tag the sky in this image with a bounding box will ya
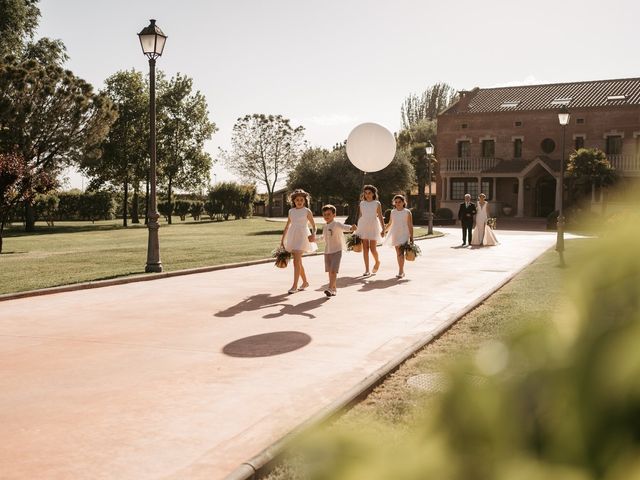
[36,0,639,190]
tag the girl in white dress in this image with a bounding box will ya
[384,194,413,278]
[280,189,318,294]
[357,185,386,276]
[471,193,498,246]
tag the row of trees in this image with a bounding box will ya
[0,0,216,253]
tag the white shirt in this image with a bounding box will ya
[322,220,353,254]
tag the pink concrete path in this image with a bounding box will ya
[1,228,561,479]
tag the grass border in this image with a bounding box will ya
[224,244,550,480]
[0,231,442,302]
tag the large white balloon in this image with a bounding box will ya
[346,122,397,173]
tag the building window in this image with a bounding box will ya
[457,140,471,158]
[541,138,556,154]
[574,136,585,150]
[513,138,523,158]
[451,179,491,200]
[576,118,585,125]
[515,121,522,127]
[481,139,495,158]
[606,135,623,155]
[461,123,468,129]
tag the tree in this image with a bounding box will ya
[397,119,437,215]
[222,114,305,216]
[79,69,148,227]
[0,0,40,57]
[399,84,456,216]
[400,82,456,129]
[566,148,617,211]
[157,73,216,224]
[0,48,116,231]
[0,151,54,252]
[288,145,414,223]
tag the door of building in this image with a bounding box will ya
[535,176,556,217]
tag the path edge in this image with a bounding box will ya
[223,246,550,480]
[0,233,442,302]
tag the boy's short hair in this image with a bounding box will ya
[322,204,337,214]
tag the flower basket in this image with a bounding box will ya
[346,234,362,253]
[487,217,497,230]
[272,246,291,268]
[399,242,421,261]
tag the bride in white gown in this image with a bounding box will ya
[471,193,498,246]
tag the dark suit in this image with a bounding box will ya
[458,202,476,245]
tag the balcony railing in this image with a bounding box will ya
[607,155,640,173]
[440,157,500,173]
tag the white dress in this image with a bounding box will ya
[357,200,383,242]
[471,202,498,246]
[284,207,318,253]
[384,208,411,247]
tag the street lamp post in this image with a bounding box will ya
[138,19,167,273]
[556,105,570,267]
[425,140,435,235]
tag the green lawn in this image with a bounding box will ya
[264,238,593,479]
[0,218,431,295]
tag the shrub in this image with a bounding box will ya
[435,207,453,219]
[190,201,204,221]
[77,191,115,222]
[34,193,60,226]
[157,201,174,222]
[174,200,192,221]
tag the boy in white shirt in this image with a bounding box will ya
[321,204,356,297]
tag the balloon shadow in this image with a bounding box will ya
[222,331,312,358]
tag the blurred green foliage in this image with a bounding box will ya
[294,223,640,480]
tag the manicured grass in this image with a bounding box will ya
[263,238,593,479]
[0,218,431,295]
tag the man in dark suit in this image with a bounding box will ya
[457,193,476,246]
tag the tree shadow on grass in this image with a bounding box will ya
[4,223,133,237]
[248,229,286,236]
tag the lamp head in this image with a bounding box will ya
[558,105,570,126]
[138,19,167,60]
[425,140,435,156]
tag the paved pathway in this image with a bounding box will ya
[1,228,562,479]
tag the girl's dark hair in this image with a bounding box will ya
[392,194,406,207]
[362,184,378,200]
[289,188,310,207]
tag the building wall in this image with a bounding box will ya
[437,106,640,162]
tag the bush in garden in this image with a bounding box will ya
[77,191,115,222]
[293,222,640,480]
[190,201,204,221]
[157,201,174,222]
[34,193,60,226]
[435,207,453,219]
[174,200,192,221]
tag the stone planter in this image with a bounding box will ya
[502,206,513,216]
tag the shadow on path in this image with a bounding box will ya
[222,331,312,357]
[359,277,409,292]
[214,293,290,318]
[263,297,329,319]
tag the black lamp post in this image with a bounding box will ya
[425,140,435,235]
[556,105,570,267]
[138,19,167,273]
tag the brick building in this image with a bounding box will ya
[436,78,640,217]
